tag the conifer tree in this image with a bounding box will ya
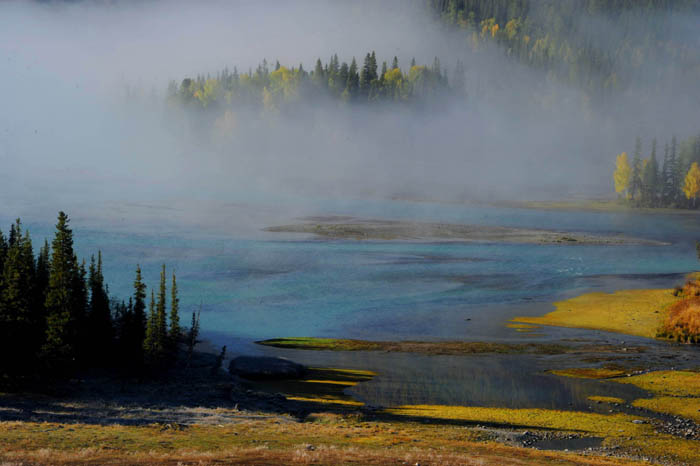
[44,212,79,367]
[129,265,147,364]
[630,137,643,202]
[0,221,36,373]
[87,251,112,364]
[670,135,681,206]
[642,139,659,207]
[144,289,157,363]
[312,58,325,88]
[156,264,167,356]
[169,272,180,351]
[347,58,359,97]
[392,56,399,70]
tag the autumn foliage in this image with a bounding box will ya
[660,284,700,343]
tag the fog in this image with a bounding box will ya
[2,0,700,215]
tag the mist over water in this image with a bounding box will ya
[2,0,699,210]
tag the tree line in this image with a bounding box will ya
[613,132,700,208]
[429,0,700,99]
[166,52,456,116]
[0,212,199,381]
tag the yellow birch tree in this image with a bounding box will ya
[614,152,631,198]
[683,162,700,207]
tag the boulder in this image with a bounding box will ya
[228,356,306,380]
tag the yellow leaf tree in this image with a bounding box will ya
[613,152,631,198]
[683,162,700,207]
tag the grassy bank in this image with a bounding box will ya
[0,417,648,466]
[501,200,700,215]
[383,403,700,465]
[513,289,680,338]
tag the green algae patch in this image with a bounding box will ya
[257,337,642,356]
[549,368,628,379]
[613,370,700,396]
[588,396,625,404]
[513,289,679,338]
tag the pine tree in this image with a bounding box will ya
[360,53,373,96]
[661,143,673,206]
[630,137,643,202]
[44,212,80,368]
[0,220,36,374]
[670,135,681,206]
[156,264,167,357]
[144,289,157,363]
[347,58,359,97]
[87,251,112,365]
[129,265,147,366]
[168,272,180,351]
[312,58,325,88]
[392,56,399,70]
[642,139,659,207]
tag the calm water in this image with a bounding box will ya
[4,198,700,409]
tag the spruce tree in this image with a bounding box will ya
[312,58,325,88]
[44,212,79,368]
[392,56,399,70]
[662,143,672,206]
[347,58,359,97]
[0,221,36,374]
[630,137,643,202]
[144,289,157,364]
[156,264,167,357]
[670,135,681,206]
[642,139,659,207]
[130,265,147,365]
[169,272,180,349]
[87,252,112,365]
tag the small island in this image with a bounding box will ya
[265,216,668,245]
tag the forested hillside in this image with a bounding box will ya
[429,0,700,97]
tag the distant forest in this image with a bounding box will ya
[429,0,700,97]
[614,132,700,209]
[165,53,454,115]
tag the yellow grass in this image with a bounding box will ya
[0,418,646,466]
[514,289,679,338]
[383,404,700,464]
[632,397,700,423]
[613,370,700,396]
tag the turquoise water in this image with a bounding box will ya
[4,198,700,409]
[4,199,699,343]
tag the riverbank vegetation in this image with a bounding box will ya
[0,213,197,386]
[658,276,700,342]
[613,133,700,209]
